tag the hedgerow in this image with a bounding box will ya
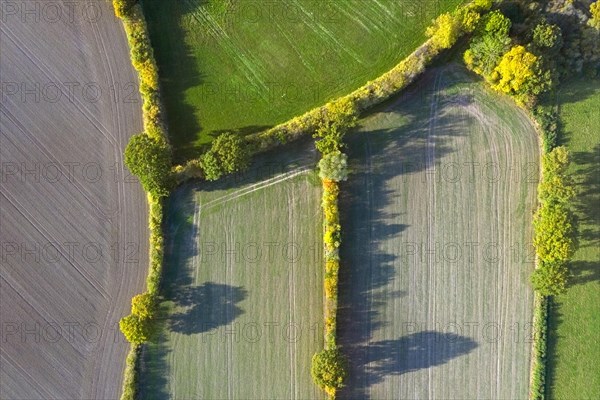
[313,177,344,398]
[199,132,250,181]
[532,146,576,293]
[113,3,171,399]
[529,294,549,400]
[120,344,140,400]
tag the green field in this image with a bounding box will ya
[546,79,600,399]
[142,0,462,160]
[337,64,539,398]
[139,147,326,399]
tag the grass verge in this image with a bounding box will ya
[545,78,600,399]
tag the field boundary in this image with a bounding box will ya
[111,2,171,399]
[526,105,575,400]
[115,1,493,398]
[175,1,493,182]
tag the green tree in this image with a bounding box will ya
[311,348,348,395]
[533,21,563,50]
[473,0,493,12]
[199,152,222,181]
[531,261,569,296]
[131,292,156,319]
[124,133,172,198]
[113,0,136,19]
[211,132,250,174]
[119,314,153,344]
[457,7,481,33]
[314,98,358,155]
[533,202,575,263]
[464,11,512,79]
[199,133,250,181]
[318,151,348,182]
[481,10,512,38]
[464,33,511,77]
[426,13,462,50]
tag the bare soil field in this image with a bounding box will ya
[0,1,148,398]
[338,65,539,399]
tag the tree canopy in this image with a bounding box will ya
[314,98,358,155]
[311,348,347,395]
[124,133,172,198]
[200,132,250,181]
[426,13,462,50]
[318,151,349,182]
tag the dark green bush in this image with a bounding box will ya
[124,133,172,198]
[533,105,559,152]
[311,347,348,396]
[199,132,250,181]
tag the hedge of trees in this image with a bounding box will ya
[199,132,250,181]
[119,293,157,344]
[310,94,357,399]
[532,146,576,296]
[124,133,172,198]
[463,4,595,397]
[113,2,172,399]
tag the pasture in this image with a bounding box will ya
[337,65,539,399]
[139,147,326,399]
[142,0,462,160]
[546,79,600,399]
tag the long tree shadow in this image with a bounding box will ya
[545,297,565,398]
[571,144,600,251]
[143,0,206,162]
[169,282,247,335]
[338,65,486,399]
[353,331,478,392]
[138,302,172,400]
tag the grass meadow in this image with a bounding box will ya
[142,0,462,160]
[336,65,539,399]
[545,78,600,399]
[139,146,326,399]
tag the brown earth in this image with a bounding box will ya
[1,1,148,398]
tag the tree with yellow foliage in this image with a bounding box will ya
[590,1,600,29]
[491,45,552,103]
[426,13,462,51]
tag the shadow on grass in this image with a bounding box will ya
[571,143,600,252]
[170,282,247,335]
[545,297,564,399]
[138,300,173,400]
[347,331,478,396]
[143,0,206,162]
[338,67,478,399]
